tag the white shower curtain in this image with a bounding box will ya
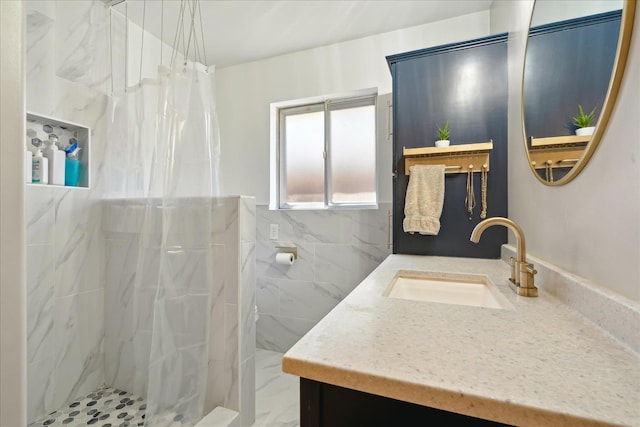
[103,62,221,426]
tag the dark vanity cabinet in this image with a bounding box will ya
[300,378,511,426]
[386,34,509,258]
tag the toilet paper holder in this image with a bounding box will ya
[275,241,298,260]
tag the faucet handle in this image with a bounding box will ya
[525,263,537,276]
[518,262,538,296]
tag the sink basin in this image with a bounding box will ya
[383,270,512,310]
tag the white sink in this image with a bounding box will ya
[383,270,512,310]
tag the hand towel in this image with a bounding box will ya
[403,164,445,235]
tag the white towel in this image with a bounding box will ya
[403,164,445,235]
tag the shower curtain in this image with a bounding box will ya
[103,62,221,427]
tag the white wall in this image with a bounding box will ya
[531,0,622,26]
[495,1,640,302]
[0,1,26,425]
[216,11,491,204]
[109,8,175,92]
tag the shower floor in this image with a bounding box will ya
[29,387,148,427]
[29,349,297,427]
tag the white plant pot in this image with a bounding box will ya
[435,140,450,147]
[575,126,595,136]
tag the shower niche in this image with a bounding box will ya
[26,112,90,188]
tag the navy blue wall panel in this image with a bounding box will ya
[387,35,508,258]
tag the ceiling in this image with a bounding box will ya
[111,0,494,68]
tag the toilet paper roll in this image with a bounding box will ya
[276,252,295,265]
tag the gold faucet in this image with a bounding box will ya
[470,217,538,297]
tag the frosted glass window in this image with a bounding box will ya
[278,93,377,209]
[283,110,325,204]
[329,105,376,204]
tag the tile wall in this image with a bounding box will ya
[102,196,255,426]
[26,1,254,425]
[26,1,110,423]
[255,203,392,352]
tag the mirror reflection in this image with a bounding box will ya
[523,1,625,184]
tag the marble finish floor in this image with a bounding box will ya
[252,349,299,427]
[29,349,298,427]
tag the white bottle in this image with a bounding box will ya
[32,148,49,184]
[43,134,65,186]
[25,150,33,183]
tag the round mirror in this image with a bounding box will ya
[522,0,635,185]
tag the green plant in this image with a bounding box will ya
[573,105,596,128]
[436,121,450,140]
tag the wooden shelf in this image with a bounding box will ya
[529,135,588,170]
[529,146,585,170]
[530,135,590,147]
[403,141,493,175]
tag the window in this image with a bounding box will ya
[273,91,377,209]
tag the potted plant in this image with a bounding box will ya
[435,121,450,147]
[573,105,596,136]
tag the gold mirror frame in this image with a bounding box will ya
[522,0,636,186]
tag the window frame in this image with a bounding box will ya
[278,102,326,210]
[274,91,378,210]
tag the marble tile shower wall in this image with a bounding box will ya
[102,196,256,427]
[255,203,392,352]
[26,1,252,425]
[26,1,112,423]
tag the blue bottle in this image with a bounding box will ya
[65,158,80,186]
[64,144,81,186]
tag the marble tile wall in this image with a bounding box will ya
[239,197,257,427]
[26,1,246,425]
[255,203,392,352]
[26,1,110,423]
[102,196,255,426]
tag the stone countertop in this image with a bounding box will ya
[282,255,640,426]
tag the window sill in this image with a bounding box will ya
[269,203,379,212]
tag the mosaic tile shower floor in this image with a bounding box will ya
[30,350,298,427]
[28,387,154,427]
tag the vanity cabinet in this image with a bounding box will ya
[386,34,508,258]
[299,378,510,426]
[284,254,640,426]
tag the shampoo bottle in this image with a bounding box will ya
[32,147,48,184]
[43,134,65,185]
